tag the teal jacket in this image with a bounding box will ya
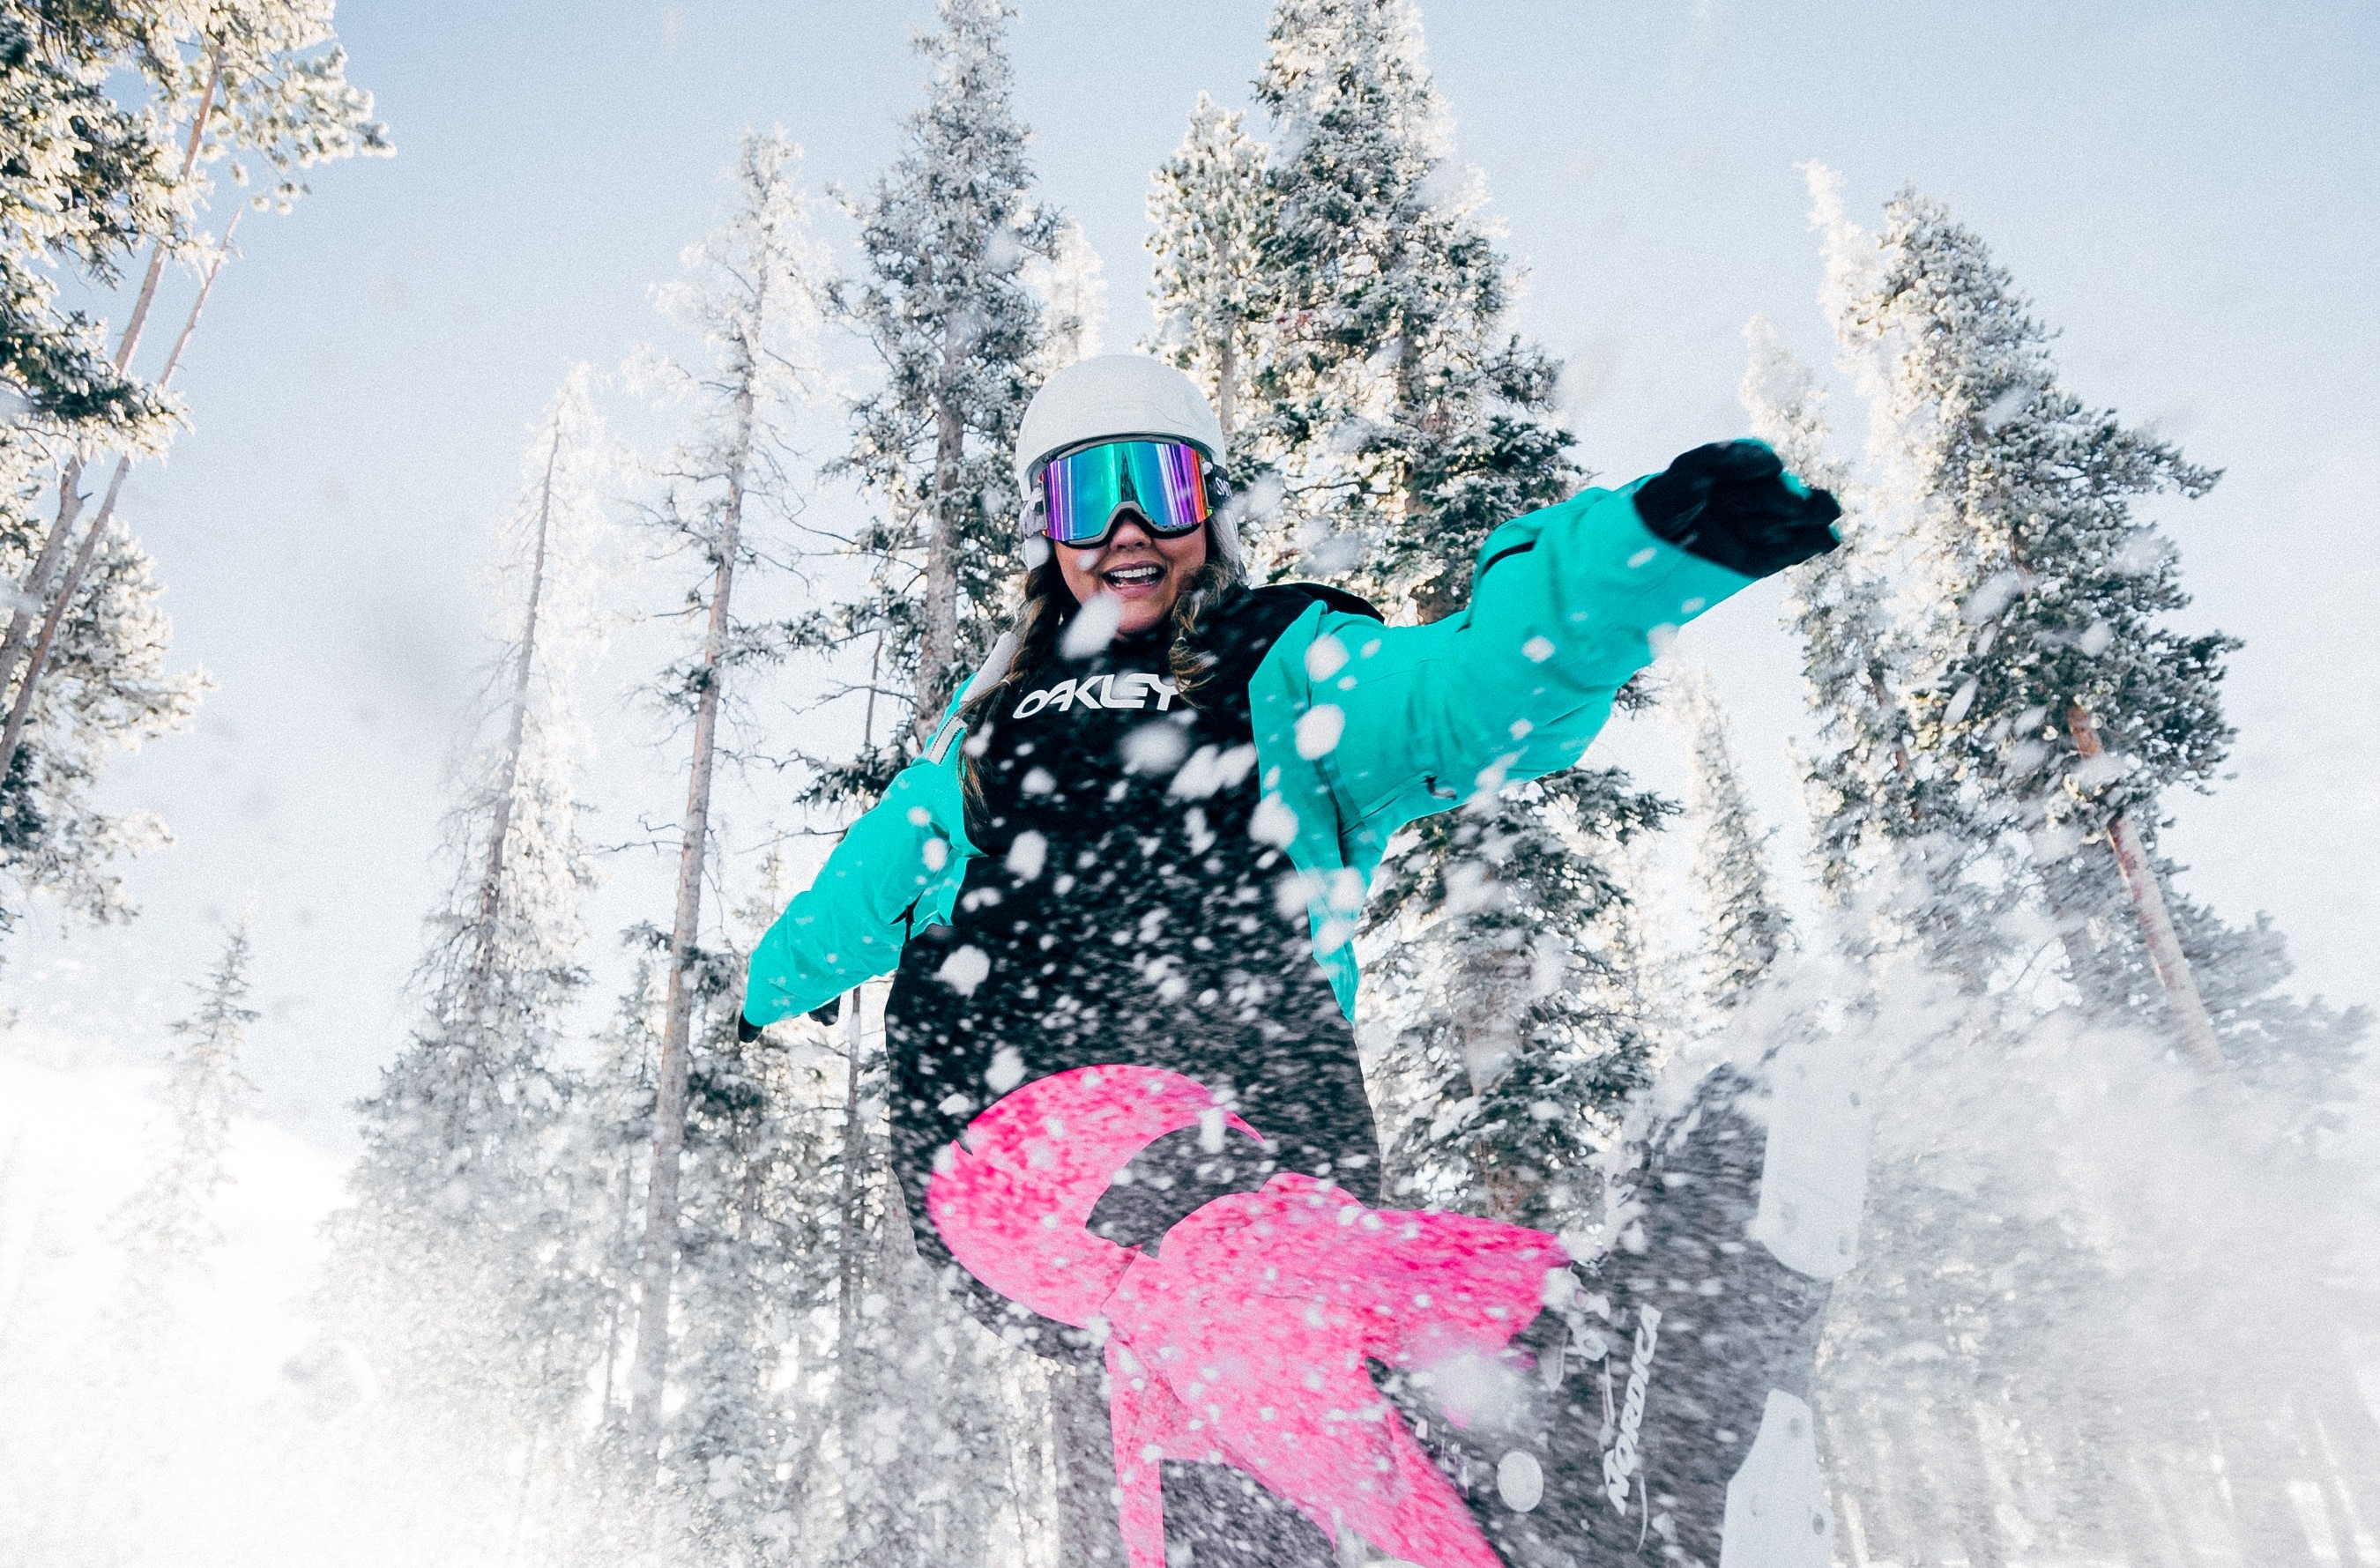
[742,477,1755,1028]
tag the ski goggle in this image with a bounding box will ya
[1034,438,1211,547]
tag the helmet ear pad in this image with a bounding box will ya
[1201,465,1247,577]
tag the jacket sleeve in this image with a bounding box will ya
[1292,479,1757,845]
[741,746,975,1029]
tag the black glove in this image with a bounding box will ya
[741,997,838,1041]
[1633,440,1841,578]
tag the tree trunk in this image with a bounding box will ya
[916,400,966,740]
[627,362,758,1452]
[598,1149,636,1422]
[113,48,225,383]
[0,212,240,783]
[445,418,562,1146]
[1215,328,1238,447]
[836,988,871,1509]
[0,482,85,720]
[0,50,223,719]
[2064,707,2224,1075]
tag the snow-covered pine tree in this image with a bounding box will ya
[624,129,827,1459]
[1145,93,1274,445]
[1738,311,1929,917]
[0,475,200,928]
[1245,0,1574,605]
[1027,218,1106,375]
[1747,227,2062,1567]
[0,0,385,933]
[1680,669,1792,1017]
[626,861,844,1566]
[0,4,178,443]
[1246,0,1660,1233]
[1364,770,1670,1229]
[328,367,609,1538]
[109,914,259,1359]
[824,0,1057,765]
[352,366,606,1206]
[529,953,664,1562]
[0,7,387,764]
[0,4,182,930]
[1818,180,2239,1061]
[1792,175,2380,1566]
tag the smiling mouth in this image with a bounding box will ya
[1104,562,1164,590]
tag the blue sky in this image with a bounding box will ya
[6,0,2375,1148]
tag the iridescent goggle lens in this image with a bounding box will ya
[1038,438,1209,546]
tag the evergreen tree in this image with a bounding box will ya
[1364,771,1670,1229]
[1027,217,1105,374]
[0,0,190,929]
[624,129,828,1461]
[0,488,201,927]
[2172,892,2369,1142]
[1145,93,1273,445]
[635,865,844,1566]
[0,0,385,933]
[110,914,259,1357]
[1246,0,1574,606]
[824,0,1057,765]
[1680,669,1792,1016]
[353,368,606,1208]
[0,0,387,772]
[1738,311,1930,917]
[1245,0,1658,1236]
[1786,172,2380,1565]
[330,368,609,1527]
[0,3,179,441]
[1818,177,2235,1060]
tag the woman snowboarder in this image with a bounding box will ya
[741,354,1862,1568]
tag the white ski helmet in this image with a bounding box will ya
[1015,354,1243,571]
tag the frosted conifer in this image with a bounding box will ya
[1145,93,1274,444]
[633,868,844,1564]
[1027,217,1106,374]
[1365,771,1670,1229]
[623,130,828,1458]
[1789,178,2380,1562]
[0,6,177,440]
[1246,0,1574,604]
[110,915,259,1356]
[351,368,607,1211]
[1818,176,2236,1057]
[1681,671,1792,1015]
[324,368,610,1548]
[0,496,200,927]
[1246,0,1662,1232]
[825,0,1058,766]
[1738,314,1930,912]
[0,0,385,933]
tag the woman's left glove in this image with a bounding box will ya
[1633,438,1842,578]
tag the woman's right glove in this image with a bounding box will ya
[1633,438,1842,578]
